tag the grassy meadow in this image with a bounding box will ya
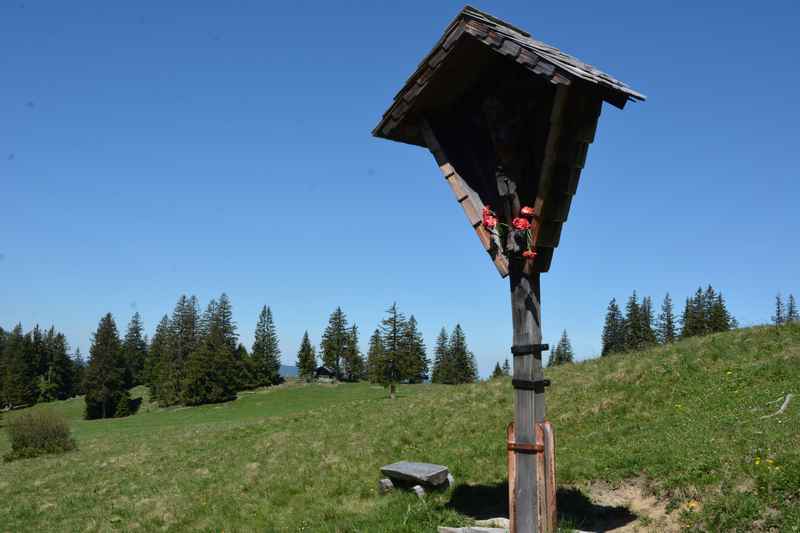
[1,323,799,532]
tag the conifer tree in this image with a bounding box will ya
[623,291,645,351]
[157,295,200,406]
[448,324,477,384]
[321,307,349,376]
[641,296,658,346]
[548,330,575,366]
[601,298,625,355]
[296,331,317,381]
[341,324,365,382]
[122,312,148,387]
[656,293,677,344]
[146,315,171,399]
[787,294,799,323]
[181,295,239,405]
[252,306,281,386]
[2,324,36,408]
[378,303,406,398]
[84,313,128,419]
[39,328,75,401]
[399,315,428,383]
[492,362,504,378]
[366,328,384,383]
[709,293,733,333]
[772,293,786,325]
[430,328,450,384]
[72,347,87,396]
[502,358,511,376]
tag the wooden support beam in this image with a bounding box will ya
[510,261,544,532]
[419,119,510,277]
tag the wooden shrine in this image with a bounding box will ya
[373,6,644,533]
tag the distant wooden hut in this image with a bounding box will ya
[314,366,338,383]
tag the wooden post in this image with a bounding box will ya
[510,260,545,532]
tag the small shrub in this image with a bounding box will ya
[3,410,76,462]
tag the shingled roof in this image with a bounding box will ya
[373,5,645,147]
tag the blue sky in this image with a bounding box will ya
[2,1,798,375]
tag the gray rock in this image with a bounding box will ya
[380,461,450,487]
[437,528,508,533]
[412,484,426,499]
[474,518,509,528]
[378,478,394,494]
[447,473,455,487]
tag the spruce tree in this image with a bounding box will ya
[122,312,148,387]
[296,331,317,381]
[623,291,644,351]
[321,307,349,376]
[656,293,677,344]
[492,362,504,378]
[601,298,625,355]
[430,328,450,384]
[548,330,575,366]
[366,328,384,383]
[2,324,36,408]
[502,358,511,376]
[181,295,239,405]
[252,306,281,386]
[709,293,733,333]
[39,328,75,401]
[84,313,128,419]
[448,324,477,384]
[399,316,428,383]
[341,324,365,382]
[147,315,171,400]
[787,294,799,323]
[378,303,406,397]
[641,297,658,346]
[772,293,786,325]
[72,347,87,396]
[157,295,200,406]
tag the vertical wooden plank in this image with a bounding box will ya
[542,422,557,533]
[535,423,547,532]
[507,422,516,533]
[510,263,543,532]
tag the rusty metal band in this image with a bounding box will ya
[511,343,549,356]
[507,442,545,454]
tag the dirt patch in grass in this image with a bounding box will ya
[580,478,680,532]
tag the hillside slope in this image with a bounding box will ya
[1,324,798,532]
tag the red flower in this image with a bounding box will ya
[512,217,531,231]
[520,206,536,217]
[482,206,498,229]
[523,250,537,260]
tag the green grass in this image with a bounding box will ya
[1,323,798,532]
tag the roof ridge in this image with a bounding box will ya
[460,5,532,38]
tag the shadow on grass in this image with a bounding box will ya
[447,483,637,532]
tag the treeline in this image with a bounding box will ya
[0,324,83,409]
[602,285,736,356]
[430,324,478,384]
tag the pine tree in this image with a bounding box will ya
[72,347,87,396]
[122,312,148,387]
[399,316,428,383]
[321,307,349,376]
[157,295,200,406]
[366,329,384,383]
[296,331,317,381]
[341,324,365,382]
[772,293,786,325]
[656,293,677,344]
[84,314,128,419]
[378,303,406,397]
[448,324,477,384]
[492,362,504,378]
[430,328,450,384]
[39,327,75,401]
[502,358,511,376]
[252,306,281,386]
[787,294,799,323]
[181,295,239,405]
[641,297,658,346]
[2,324,36,408]
[601,298,625,355]
[623,291,644,352]
[548,330,575,366]
[146,315,171,399]
[709,293,733,333]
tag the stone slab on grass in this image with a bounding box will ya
[380,461,450,487]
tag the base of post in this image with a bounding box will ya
[507,421,556,533]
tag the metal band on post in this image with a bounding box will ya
[507,442,544,454]
[512,378,551,391]
[511,343,549,356]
